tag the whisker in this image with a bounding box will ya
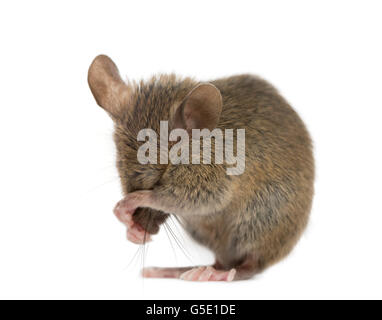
[170,216,195,262]
[163,222,178,265]
[165,221,193,263]
[142,212,153,270]
[123,245,143,271]
[172,215,186,228]
[84,177,120,194]
[169,215,189,245]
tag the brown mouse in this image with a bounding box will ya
[88,54,314,281]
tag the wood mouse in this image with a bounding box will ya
[88,55,314,281]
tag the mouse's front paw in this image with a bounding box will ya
[113,196,152,244]
[113,198,135,225]
[126,223,152,244]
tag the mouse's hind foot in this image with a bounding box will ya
[142,255,260,281]
[142,266,236,282]
[180,266,236,281]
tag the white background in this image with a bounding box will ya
[0,0,381,300]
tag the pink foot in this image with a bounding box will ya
[180,266,236,282]
[113,198,152,244]
[142,266,236,282]
[142,267,192,279]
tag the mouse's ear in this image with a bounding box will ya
[88,55,131,118]
[173,83,222,133]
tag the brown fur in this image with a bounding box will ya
[88,55,314,278]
